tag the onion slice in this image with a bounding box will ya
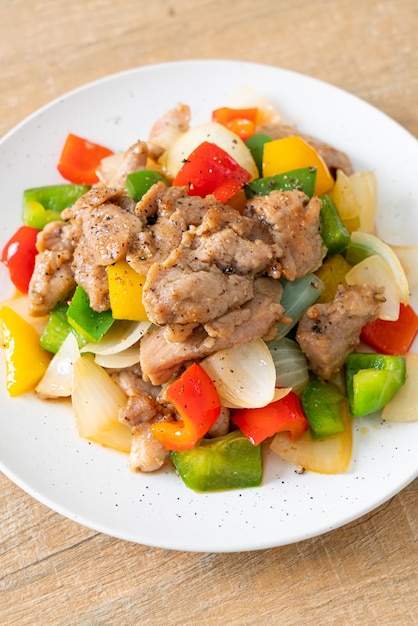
[72,354,131,452]
[81,320,151,356]
[268,337,309,395]
[346,231,409,305]
[381,352,418,422]
[94,344,140,369]
[200,338,276,408]
[389,244,418,288]
[36,332,80,398]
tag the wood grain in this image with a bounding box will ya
[1,1,417,624]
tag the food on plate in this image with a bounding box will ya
[1,97,417,492]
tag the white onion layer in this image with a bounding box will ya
[201,338,276,409]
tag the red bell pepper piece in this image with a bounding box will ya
[57,133,114,185]
[231,390,309,446]
[172,141,251,203]
[150,362,221,451]
[212,107,258,140]
[360,303,418,355]
[1,225,40,293]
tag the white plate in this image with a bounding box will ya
[0,60,417,553]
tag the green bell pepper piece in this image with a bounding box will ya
[40,302,87,354]
[245,132,272,176]
[23,184,90,229]
[319,194,350,255]
[170,430,262,492]
[126,169,169,202]
[302,378,345,439]
[345,353,406,417]
[67,286,114,342]
[245,167,317,199]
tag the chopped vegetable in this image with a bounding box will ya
[36,332,80,398]
[245,132,272,176]
[270,400,352,474]
[81,319,151,356]
[302,378,345,439]
[126,169,169,201]
[360,304,418,355]
[245,167,317,199]
[0,306,51,396]
[262,136,334,195]
[315,254,352,303]
[267,337,309,396]
[319,194,350,255]
[345,352,406,417]
[212,107,258,140]
[72,354,131,452]
[348,171,377,234]
[381,352,418,422]
[67,285,114,342]
[40,302,86,354]
[170,430,262,492]
[200,338,276,408]
[172,141,251,203]
[57,133,114,185]
[328,169,361,232]
[93,344,140,369]
[274,274,323,341]
[1,225,39,293]
[346,231,409,306]
[23,184,90,229]
[107,260,149,321]
[232,390,309,445]
[389,244,418,288]
[150,363,221,451]
[161,121,259,180]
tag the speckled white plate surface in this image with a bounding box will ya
[0,60,417,552]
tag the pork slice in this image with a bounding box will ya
[129,423,169,472]
[245,190,326,280]
[140,277,285,385]
[108,141,149,187]
[28,249,76,316]
[61,186,125,222]
[148,102,191,150]
[71,246,110,311]
[256,122,354,176]
[143,262,254,326]
[35,221,75,253]
[296,283,384,380]
[79,201,142,266]
[192,205,274,274]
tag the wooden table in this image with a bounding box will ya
[1,1,417,623]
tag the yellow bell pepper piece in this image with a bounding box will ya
[262,135,334,196]
[0,305,51,396]
[107,260,149,321]
[315,254,353,303]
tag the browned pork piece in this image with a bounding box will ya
[62,186,141,311]
[148,102,191,150]
[256,122,354,176]
[244,189,327,280]
[111,366,171,472]
[140,277,287,385]
[28,221,76,316]
[296,284,385,380]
